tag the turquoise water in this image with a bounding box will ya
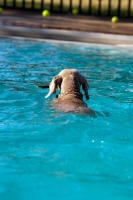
[0,37,133,200]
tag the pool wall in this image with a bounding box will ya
[1,25,133,45]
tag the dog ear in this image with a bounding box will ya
[45,75,62,98]
[80,76,89,100]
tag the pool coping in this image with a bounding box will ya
[1,24,133,46]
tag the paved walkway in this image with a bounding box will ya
[1,9,133,44]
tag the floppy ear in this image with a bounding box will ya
[80,76,89,100]
[45,75,62,98]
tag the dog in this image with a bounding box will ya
[44,69,95,115]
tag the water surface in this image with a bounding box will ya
[0,37,133,200]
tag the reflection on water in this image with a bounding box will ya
[0,37,133,200]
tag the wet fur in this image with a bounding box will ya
[45,69,94,115]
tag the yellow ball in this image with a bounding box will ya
[111,16,119,23]
[72,8,79,15]
[42,10,50,17]
[0,7,3,14]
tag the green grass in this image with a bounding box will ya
[0,0,133,17]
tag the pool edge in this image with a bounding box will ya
[1,25,133,45]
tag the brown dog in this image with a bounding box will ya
[45,69,94,114]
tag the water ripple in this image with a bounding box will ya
[0,37,133,200]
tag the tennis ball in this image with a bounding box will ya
[72,8,79,15]
[0,7,3,14]
[111,16,119,23]
[42,10,50,17]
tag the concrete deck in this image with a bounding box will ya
[1,9,133,44]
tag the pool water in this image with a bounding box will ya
[0,37,133,200]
